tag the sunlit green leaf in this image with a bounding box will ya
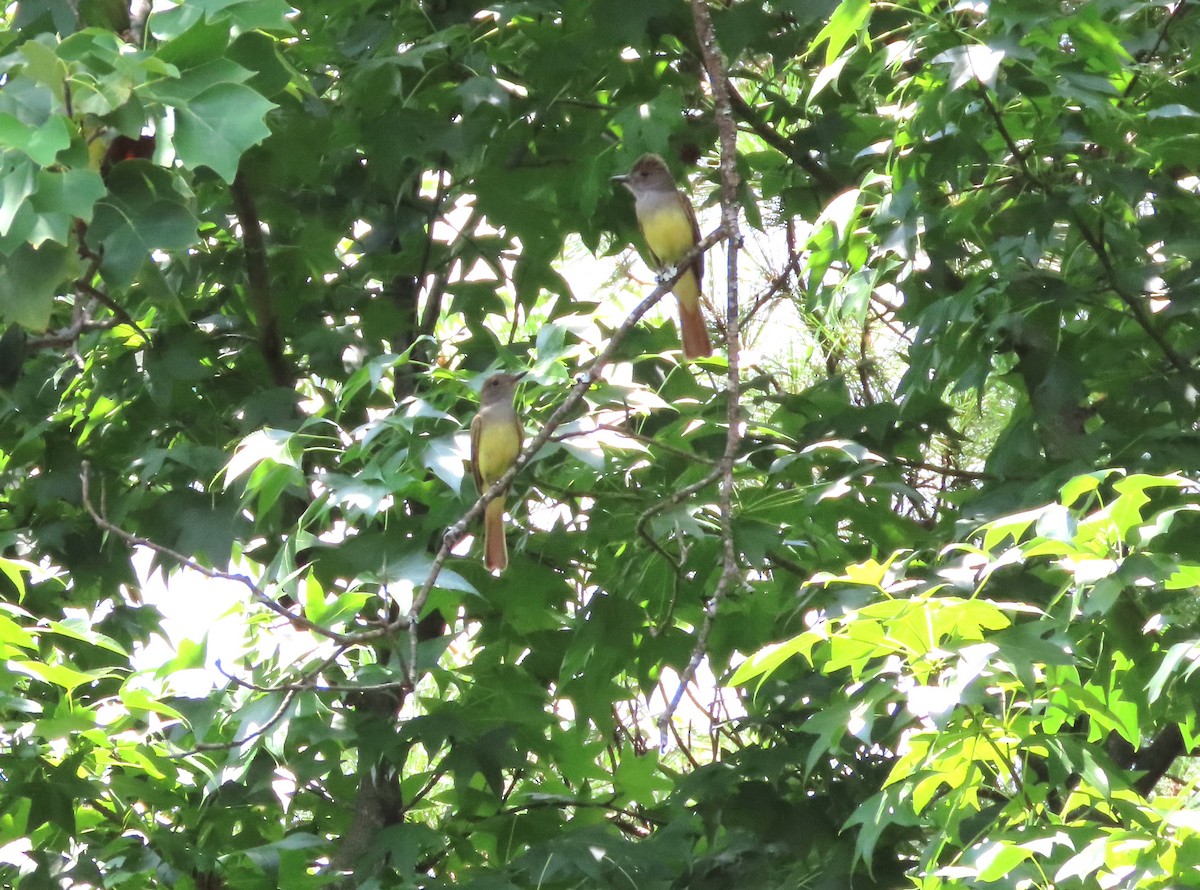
[171,82,276,182]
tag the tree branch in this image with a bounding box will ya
[80,461,352,646]
[658,0,746,750]
[1132,723,1186,796]
[231,169,291,388]
[1122,1,1191,100]
[72,218,150,343]
[975,82,1193,376]
[727,80,841,193]
[399,227,730,673]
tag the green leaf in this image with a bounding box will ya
[369,551,478,603]
[1147,103,1200,119]
[425,434,467,493]
[228,30,305,98]
[89,161,199,289]
[78,0,132,30]
[46,619,129,655]
[1054,837,1107,883]
[931,44,1006,91]
[153,13,235,66]
[18,38,69,101]
[193,0,296,33]
[238,833,325,875]
[975,840,1033,882]
[729,634,817,688]
[0,157,38,237]
[980,507,1044,550]
[1059,470,1114,507]
[150,0,295,40]
[0,559,30,602]
[0,611,35,652]
[224,427,301,487]
[233,691,292,746]
[0,113,70,166]
[145,58,255,105]
[170,81,276,182]
[0,240,74,328]
[812,0,870,67]
[28,167,107,245]
[300,572,328,625]
[1147,641,1200,703]
[613,751,671,804]
[11,658,115,692]
[120,685,185,719]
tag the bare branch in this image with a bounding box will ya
[183,688,302,756]
[75,280,149,343]
[27,316,123,352]
[80,461,352,646]
[71,219,150,343]
[659,0,746,751]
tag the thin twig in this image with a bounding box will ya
[184,688,301,755]
[895,458,992,482]
[1122,1,1190,100]
[1068,210,1192,374]
[635,464,724,570]
[419,184,473,341]
[80,461,353,646]
[726,80,840,193]
[857,310,875,405]
[214,658,409,696]
[400,765,449,816]
[742,252,804,324]
[75,280,149,342]
[72,219,150,342]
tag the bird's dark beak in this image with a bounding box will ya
[610,174,628,185]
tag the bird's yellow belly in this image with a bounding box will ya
[640,204,695,264]
[477,424,521,483]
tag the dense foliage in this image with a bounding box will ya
[2,0,1200,887]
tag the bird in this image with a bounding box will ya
[612,153,713,359]
[469,372,525,572]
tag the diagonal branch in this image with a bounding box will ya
[1122,1,1191,101]
[398,227,730,671]
[975,81,1193,376]
[80,461,352,646]
[1068,211,1192,375]
[72,219,150,343]
[1132,723,1186,796]
[727,81,840,193]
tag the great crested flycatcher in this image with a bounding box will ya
[612,153,713,359]
[469,372,525,572]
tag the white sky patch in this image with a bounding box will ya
[128,548,324,699]
[654,660,746,751]
[129,548,247,695]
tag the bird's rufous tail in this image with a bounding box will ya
[678,299,712,359]
[484,497,508,572]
